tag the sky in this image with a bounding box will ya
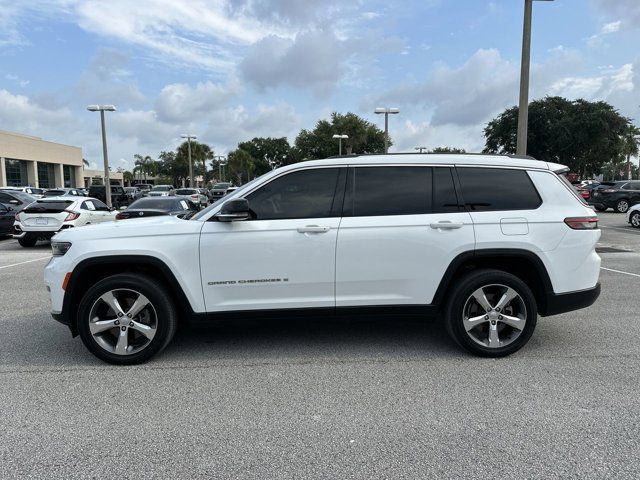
[0,0,639,170]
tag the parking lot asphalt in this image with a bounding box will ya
[1,211,639,479]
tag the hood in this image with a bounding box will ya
[52,215,203,242]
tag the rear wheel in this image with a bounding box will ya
[616,199,630,213]
[630,211,640,228]
[18,234,37,247]
[77,273,177,364]
[445,269,537,357]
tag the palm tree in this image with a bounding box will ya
[623,126,640,180]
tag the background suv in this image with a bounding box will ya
[88,185,130,209]
[45,154,600,364]
[588,180,640,213]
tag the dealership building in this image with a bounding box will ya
[0,130,85,189]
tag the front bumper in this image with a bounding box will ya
[541,283,601,316]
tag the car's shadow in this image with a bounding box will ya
[8,313,464,367]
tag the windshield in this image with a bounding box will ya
[176,189,198,195]
[11,191,37,203]
[152,186,172,191]
[213,183,230,189]
[191,174,267,221]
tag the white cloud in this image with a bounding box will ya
[601,20,621,34]
[155,80,240,123]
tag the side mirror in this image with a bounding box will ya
[215,198,250,222]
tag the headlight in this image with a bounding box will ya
[51,241,72,256]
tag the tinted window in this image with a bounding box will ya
[457,168,541,211]
[129,198,175,210]
[24,200,74,213]
[246,168,340,220]
[344,166,431,217]
[176,189,198,195]
[433,167,460,213]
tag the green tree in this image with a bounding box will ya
[237,137,292,170]
[429,147,467,154]
[227,149,255,185]
[175,141,214,186]
[294,112,387,160]
[123,170,134,186]
[484,96,633,177]
[133,154,157,181]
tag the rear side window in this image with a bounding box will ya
[247,168,341,220]
[457,168,541,211]
[344,166,432,217]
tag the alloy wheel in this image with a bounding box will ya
[88,289,157,355]
[462,284,527,349]
[632,212,640,228]
[617,200,630,213]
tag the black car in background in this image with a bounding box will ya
[115,197,199,220]
[0,190,36,211]
[588,181,640,213]
[88,185,130,209]
[0,203,16,237]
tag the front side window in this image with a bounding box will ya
[246,168,341,220]
[344,166,432,217]
[457,167,541,211]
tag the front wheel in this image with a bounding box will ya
[77,273,177,364]
[616,199,630,213]
[445,269,538,357]
[630,211,640,228]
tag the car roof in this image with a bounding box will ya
[276,153,563,172]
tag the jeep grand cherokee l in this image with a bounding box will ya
[44,154,601,364]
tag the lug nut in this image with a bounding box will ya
[129,322,134,327]
[484,315,489,320]
[498,315,503,320]
[127,314,132,318]
[117,312,123,317]
[114,320,120,325]
[121,326,126,331]
[496,307,501,312]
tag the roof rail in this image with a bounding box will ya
[327,152,539,161]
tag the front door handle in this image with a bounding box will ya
[430,221,464,230]
[297,225,331,234]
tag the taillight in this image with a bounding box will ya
[115,212,127,220]
[564,217,598,230]
[64,211,80,221]
[191,194,199,199]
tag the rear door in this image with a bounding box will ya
[335,165,475,307]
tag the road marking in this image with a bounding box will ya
[0,256,50,270]
[601,267,640,278]
[600,225,640,235]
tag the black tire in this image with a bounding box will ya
[444,269,538,357]
[630,211,640,229]
[77,273,178,365]
[615,199,630,213]
[594,205,607,212]
[18,234,37,247]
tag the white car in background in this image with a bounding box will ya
[175,188,207,208]
[13,196,116,247]
[0,186,45,198]
[628,203,640,228]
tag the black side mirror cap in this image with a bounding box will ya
[216,198,250,222]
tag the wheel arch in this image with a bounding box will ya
[61,255,195,336]
[433,249,555,316]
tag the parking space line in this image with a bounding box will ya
[600,226,640,235]
[601,267,640,278]
[0,256,50,270]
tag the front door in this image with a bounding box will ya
[336,166,475,307]
[199,167,346,312]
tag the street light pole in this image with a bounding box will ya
[516,0,553,156]
[214,155,227,182]
[181,134,197,187]
[87,104,116,208]
[332,134,348,156]
[374,107,400,154]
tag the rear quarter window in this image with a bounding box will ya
[456,167,541,211]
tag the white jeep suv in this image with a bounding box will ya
[44,154,601,364]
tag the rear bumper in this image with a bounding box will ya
[541,283,601,316]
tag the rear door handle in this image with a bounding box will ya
[430,221,464,230]
[297,225,331,234]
